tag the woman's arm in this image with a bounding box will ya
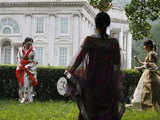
[134,65,145,71]
[68,37,89,73]
[144,52,158,69]
[112,38,121,69]
[134,56,145,65]
[112,38,122,102]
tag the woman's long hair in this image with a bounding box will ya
[153,43,156,51]
[144,40,155,51]
[95,12,110,40]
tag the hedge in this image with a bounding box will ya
[0,65,142,103]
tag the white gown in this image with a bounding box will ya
[131,71,145,105]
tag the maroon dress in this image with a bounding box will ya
[67,34,123,120]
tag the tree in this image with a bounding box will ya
[131,22,160,68]
[132,40,146,68]
[90,0,112,11]
[150,22,160,61]
[125,0,160,40]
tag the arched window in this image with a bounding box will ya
[3,27,12,34]
[0,18,20,34]
[2,41,11,64]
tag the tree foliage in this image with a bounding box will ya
[132,22,160,68]
[151,22,160,59]
[125,0,160,40]
[132,40,146,68]
[90,0,112,11]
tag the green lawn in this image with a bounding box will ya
[0,99,159,120]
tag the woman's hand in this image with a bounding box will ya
[64,70,71,79]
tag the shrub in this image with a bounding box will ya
[0,65,142,103]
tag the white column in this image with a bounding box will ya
[84,18,88,37]
[80,14,83,45]
[48,14,56,66]
[82,15,86,43]
[127,32,132,69]
[87,20,90,35]
[124,32,127,68]
[91,24,93,34]
[92,24,95,34]
[106,27,111,35]
[89,22,92,35]
[0,45,1,64]
[87,21,90,36]
[87,21,89,35]
[11,45,14,64]
[119,28,124,50]
[119,28,125,69]
[123,32,126,51]
[24,13,32,38]
[73,14,80,56]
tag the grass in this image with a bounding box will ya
[0,64,67,69]
[0,99,160,120]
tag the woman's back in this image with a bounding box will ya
[80,34,120,119]
[88,35,115,63]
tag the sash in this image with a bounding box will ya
[16,46,38,87]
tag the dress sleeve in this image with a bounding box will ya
[148,51,157,63]
[112,38,121,69]
[68,37,90,73]
[145,51,158,69]
[111,38,122,102]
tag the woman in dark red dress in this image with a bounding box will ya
[67,12,124,120]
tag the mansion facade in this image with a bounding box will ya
[0,0,132,68]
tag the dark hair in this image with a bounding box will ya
[95,12,110,40]
[144,40,153,49]
[22,42,25,46]
[153,43,156,51]
[24,37,33,43]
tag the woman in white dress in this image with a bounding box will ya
[16,37,38,103]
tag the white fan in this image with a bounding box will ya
[57,77,69,96]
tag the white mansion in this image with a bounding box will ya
[0,0,132,68]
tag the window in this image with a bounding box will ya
[2,41,11,64]
[59,47,67,66]
[60,17,68,34]
[0,18,20,34]
[4,47,11,64]
[3,27,12,34]
[35,47,43,65]
[36,17,44,33]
